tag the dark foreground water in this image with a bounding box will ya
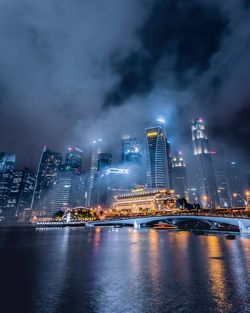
[1,227,250,313]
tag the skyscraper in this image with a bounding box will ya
[87,139,104,207]
[145,126,169,188]
[65,146,83,174]
[0,153,16,219]
[211,152,231,208]
[172,151,188,199]
[16,168,36,216]
[227,161,244,207]
[31,146,62,210]
[191,118,219,208]
[121,135,142,164]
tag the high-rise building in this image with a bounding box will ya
[16,168,36,216]
[98,167,130,207]
[166,139,173,189]
[31,146,62,210]
[0,153,16,171]
[65,146,83,174]
[0,153,16,219]
[191,118,219,208]
[87,139,104,207]
[121,135,142,164]
[172,151,188,199]
[211,152,231,208]
[6,169,23,219]
[227,161,244,207]
[145,126,169,189]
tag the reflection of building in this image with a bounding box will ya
[31,146,62,210]
[172,151,188,199]
[145,126,169,189]
[113,187,176,213]
[191,118,219,208]
[227,161,244,207]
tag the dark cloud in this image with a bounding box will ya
[0,0,249,172]
[104,0,228,107]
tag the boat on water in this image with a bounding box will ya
[226,234,236,240]
[154,223,177,230]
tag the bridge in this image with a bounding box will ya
[86,214,250,233]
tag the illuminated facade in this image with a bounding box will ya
[65,146,83,174]
[172,151,188,199]
[31,146,62,210]
[113,187,176,213]
[121,135,142,164]
[191,118,219,208]
[87,139,104,207]
[145,126,169,189]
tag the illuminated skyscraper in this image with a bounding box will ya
[0,153,16,218]
[227,161,244,207]
[172,151,188,199]
[121,135,142,164]
[191,118,219,208]
[65,146,83,174]
[31,146,62,210]
[87,139,104,207]
[145,126,169,188]
[16,168,36,216]
[211,153,231,208]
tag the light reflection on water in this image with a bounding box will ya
[0,227,250,313]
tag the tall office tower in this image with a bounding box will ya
[247,173,250,190]
[65,146,83,174]
[6,169,23,219]
[145,126,169,189]
[96,153,112,206]
[0,153,16,171]
[87,139,104,207]
[227,161,244,207]
[98,167,130,207]
[121,135,142,164]
[172,151,188,199]
[98,153,112,172]
[191,118,219,208]
[211,152,231,208]
[16,168,36,216]
[31,146,62,210]
[0,153,16,218]
[166,139,173,189]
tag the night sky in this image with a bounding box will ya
[0,0,249,170]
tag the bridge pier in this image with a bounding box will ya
[134,220,140,229]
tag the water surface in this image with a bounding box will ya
[0,227,250,313]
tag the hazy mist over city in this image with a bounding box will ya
[0,0,249,172]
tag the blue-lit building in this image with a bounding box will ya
[121,135,142,164]
[145,126,169,189]
[191,118,219,208]
[172,151,188,199]
[31,146,62,210]
[227,161,244,207]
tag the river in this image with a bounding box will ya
[0,227,250,313]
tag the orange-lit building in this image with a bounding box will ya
[113,187,176,214]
